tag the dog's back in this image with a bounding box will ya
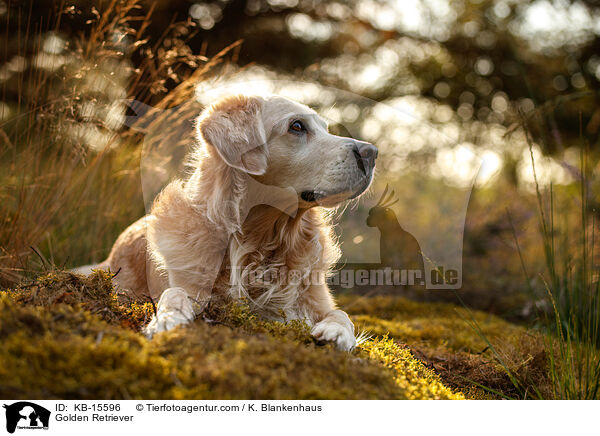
[74,215,167,300]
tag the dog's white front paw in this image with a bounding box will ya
[145,310,193,338]
[145,287,195,339]
[311,310,357,351]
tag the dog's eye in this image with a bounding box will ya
[289,120,305,133]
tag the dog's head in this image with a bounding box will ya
[196,94,377,208]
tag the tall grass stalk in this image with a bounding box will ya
[521,130,600,399]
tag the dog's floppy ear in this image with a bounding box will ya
[197,95,268,175]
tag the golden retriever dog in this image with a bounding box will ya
[76,94,377,351]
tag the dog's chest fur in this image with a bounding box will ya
[218,208,330,320]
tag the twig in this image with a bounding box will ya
[30,246,48,270]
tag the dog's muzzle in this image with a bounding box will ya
[301,140,378,204]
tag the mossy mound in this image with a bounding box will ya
[340,295,524,352]
[8,270,154,331]
[338,295,552,399]
[0,271,463,399]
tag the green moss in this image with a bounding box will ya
[0,297,175,398]
[152,322,404,399]
[0,271,547,399]
[5,270,154,331]
[358,336,463,400]
[202,297,315,344]
[0,272,467,399]
[339,295,551,399]
[339,295,524,353]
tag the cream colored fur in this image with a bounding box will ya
[80,94,377,351]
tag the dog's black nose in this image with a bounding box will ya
[358,141,378,161]
[352,140,378,174]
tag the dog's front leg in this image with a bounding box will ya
[302,284,357,351]
[145,287,196,338]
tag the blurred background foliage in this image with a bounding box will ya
[2,0,600,321]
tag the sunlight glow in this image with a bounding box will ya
[476,149,503,187]
[514,0,600,50]
[430,144,482,188]
[518,145,572,188]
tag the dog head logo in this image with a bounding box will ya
[3,402,50,433]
